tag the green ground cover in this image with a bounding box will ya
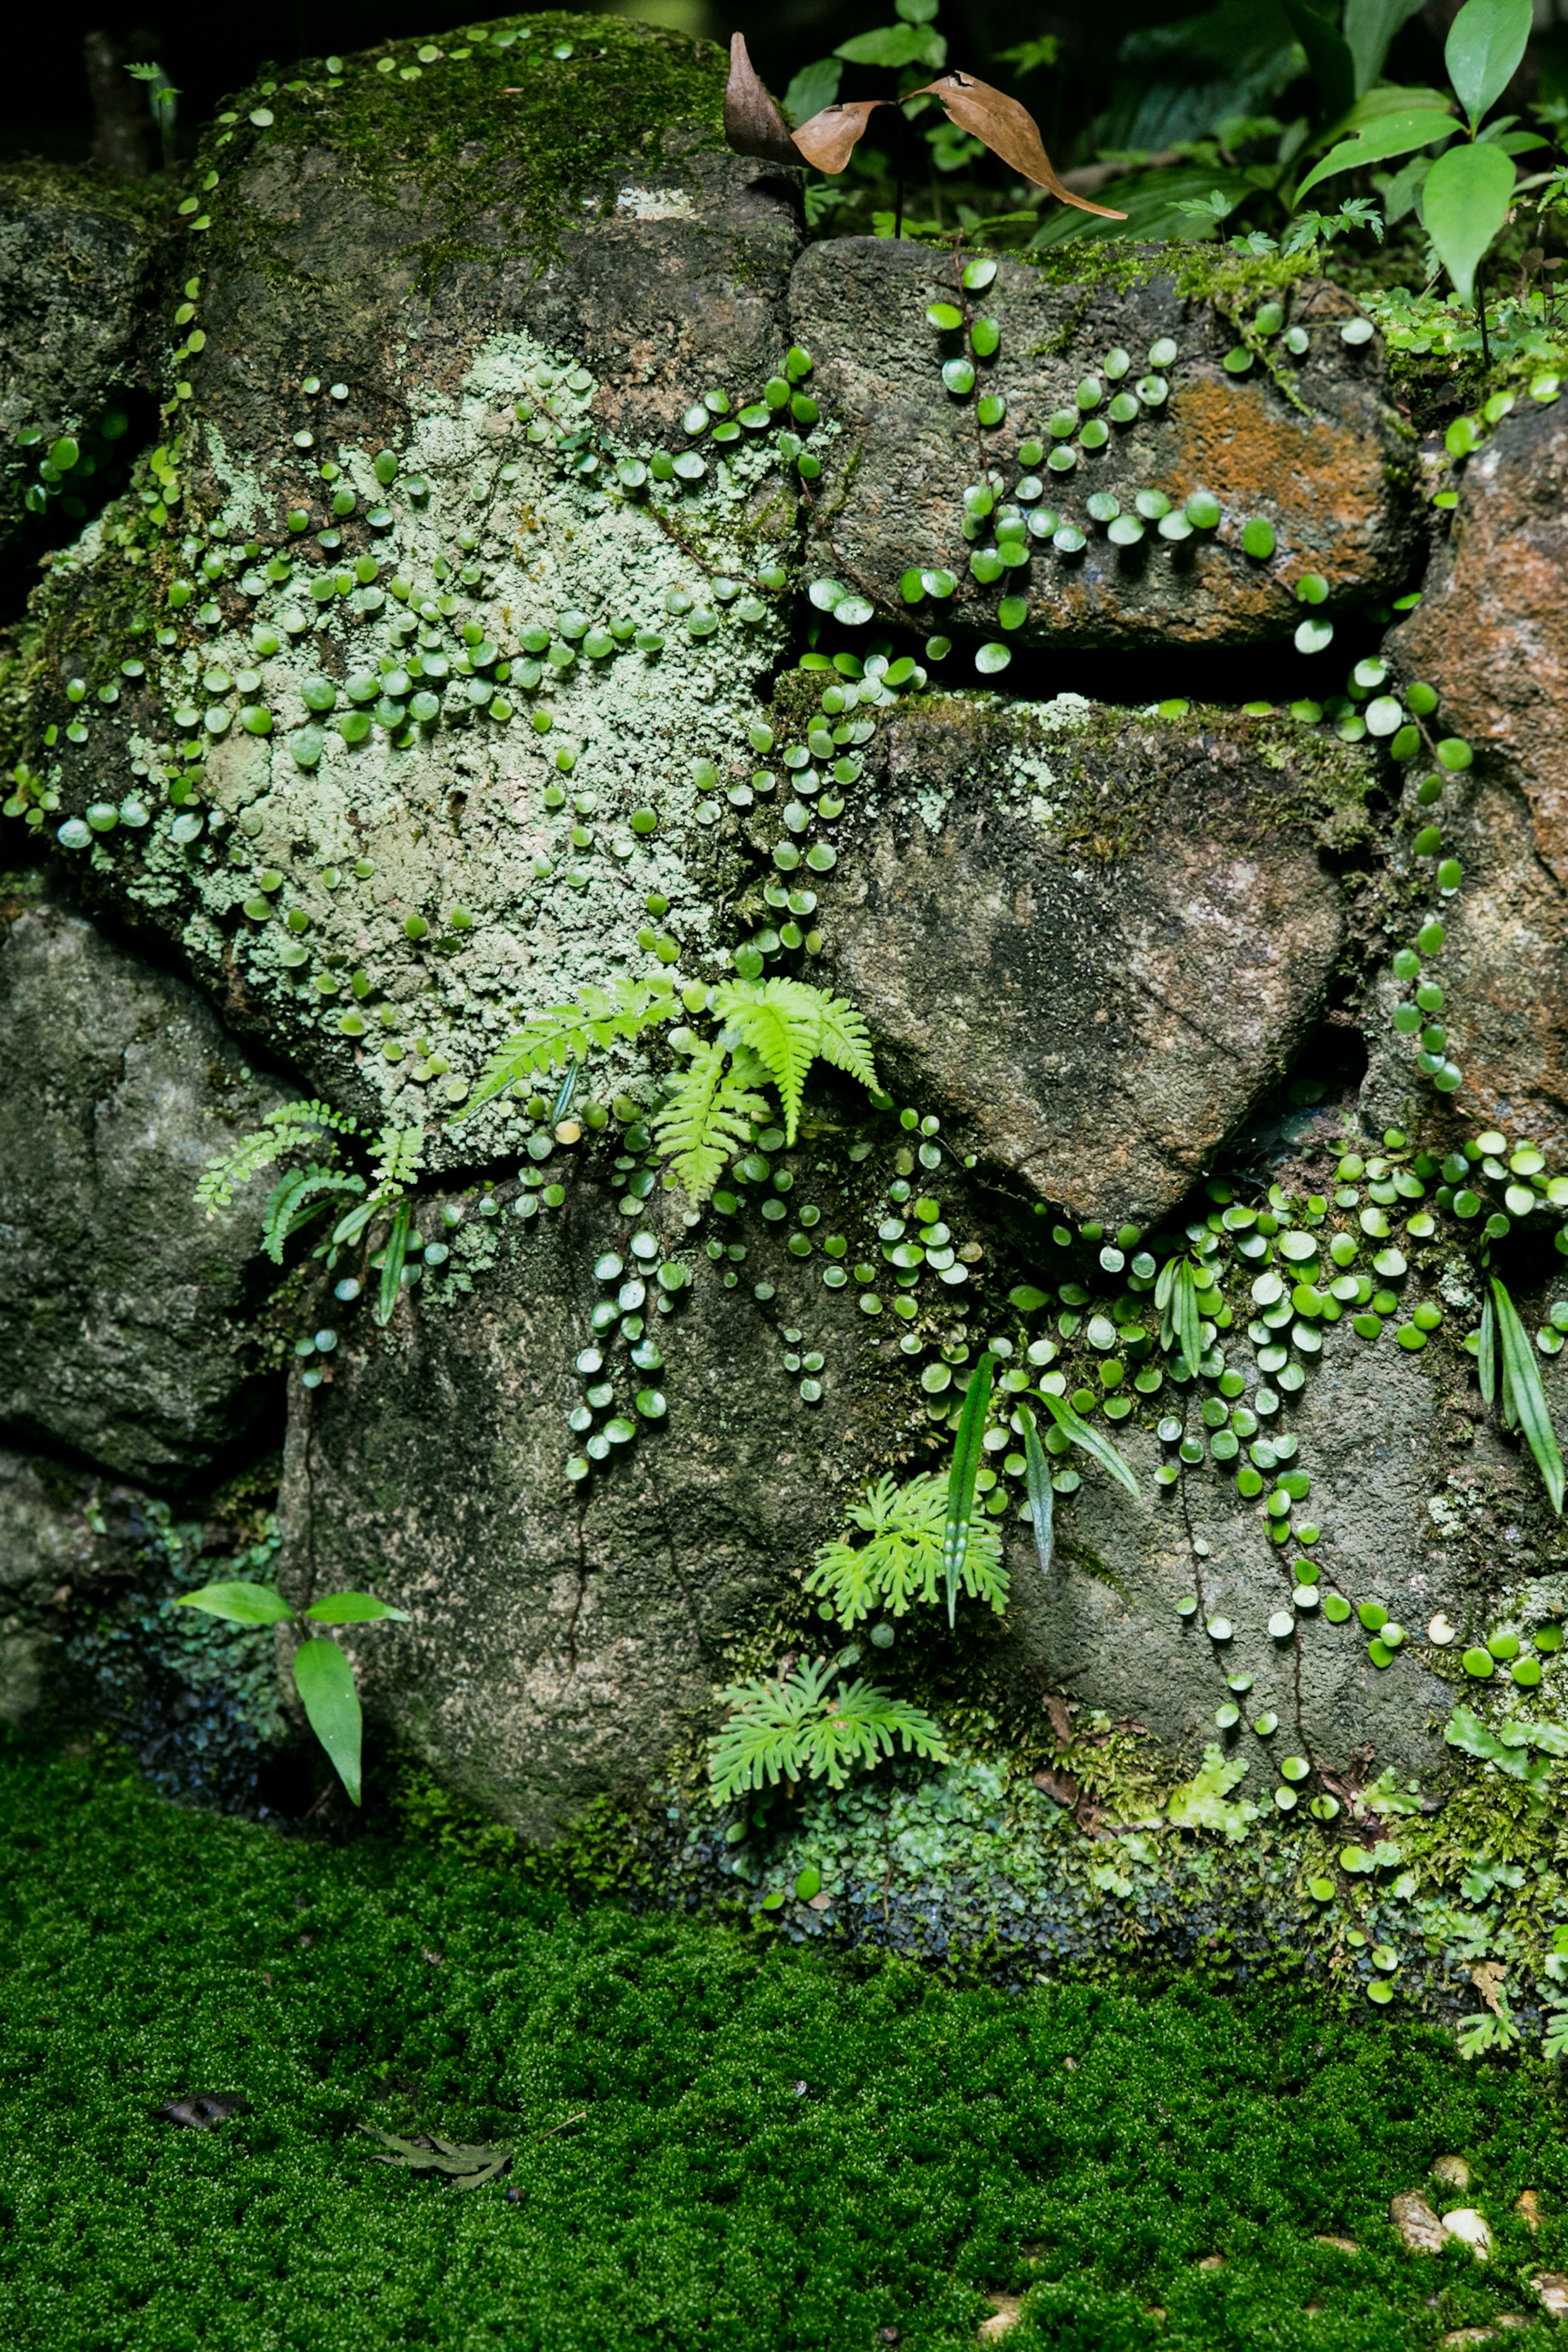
[0,1746,1564,2351]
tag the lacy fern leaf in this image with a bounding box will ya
[652,1040,770,1204]
[261,1167,365,1264]
[714,978,879,1142]
[805,1472,1007,1627]
[709,1658,948,1799]
[195,1101,357,1213]
[461,980,678,1117]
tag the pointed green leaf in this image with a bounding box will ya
[377,1197,411,1328]
[1446,0,1531,125]
[1344,0,1428,96]
[175,1579,293,1625]
[1176,1260,1203,1383]
[1034,1389,1141,1498]
[1022,1409,1055,1581]
[1281,0,1356,123]
[291,1635,363,1804]
[303,1591,410,1623]
[1478,1284,1494,1406]
[1293,107,1456,201]
[1422,138,1515,305]
[943,1353,995,1630]
[1492,1277,1565,1513]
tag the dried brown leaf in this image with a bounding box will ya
[908,73,1127,217]
[724,33,799,167]
[790,101,888,175]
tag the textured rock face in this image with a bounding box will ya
[815,696,1360,1228]
[1388,404,1568,1165]
[0,167,157,552]
[277,1166,883,1841]
[0,877,291,1481]
[790,238,1419,651]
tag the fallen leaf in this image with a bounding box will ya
[157,2093,249,2130]
[791,101,887,174]
[360,2125,515,2188]
[1472,1962,1508,2018]
[1517,2190,1541,2231]
[906,74,1127,217]
[723,34,799,167]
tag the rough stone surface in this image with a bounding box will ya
[0,166,158,552]
[1388,404,1568,1165]
[0,1445,159,1721]
[0,872,292,1481]
[790,238,1420,652]
[276,1164,887,1844]
[815,696,1363,1228]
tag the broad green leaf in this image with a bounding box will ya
[1423,137,1515,303]
[292,1635,363,1805]
[1446,0,1531,124]
[1035,1389,1141,1498]
[1492,1277,1565,1514]
[1343,0,1427,96]
[377,1197,411,1328]
[834,22,943,68]
[1294,107,1456,202]
[1022,1410,1056,1581]
[782,55,841,126]
[1281,0,1355,124]
[943,1353,995,1630]
[175,1579,292,1626]
[303,1591,411,1623]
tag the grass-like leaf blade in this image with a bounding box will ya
[377,1199,411,1329]
[1176,1260,1203,1382]
[291,1635,363,1805]
[942,1352,995,1628]
[1022,1408,1056,1580]
[1477,1284,1494,1407]
[1492,1277,1565,1514]
[1034,1389,1141,1498]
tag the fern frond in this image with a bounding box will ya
[806,1473,1005,1627]
[652,1041,770,1205]
[194,1099,354,1213]
[261,1167,365,1264]
[369,1125,425,1192]
[808,985,878,1092]
[459,980,678,1119]
[709,1660,947,1799]
[713,979,821,1142]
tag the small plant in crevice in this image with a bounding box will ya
[709,1657,947,1802]
[176,1578,408,1806]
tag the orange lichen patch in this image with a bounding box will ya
[1165,377,1387,576]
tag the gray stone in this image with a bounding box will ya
[813,693,1363,1228]
[789,237,1420,654]
[0,1445,159,1721]
[0,165,158,555]
[0,875,292,1482]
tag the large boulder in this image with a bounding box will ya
[790,238,1421,655]
[813,694,1366,1228]
[1385,401,1568,1165]
[0,869,292,1482]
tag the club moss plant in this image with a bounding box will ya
[5,1740,1568,2352]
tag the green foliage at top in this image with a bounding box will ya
[708,1658,948,1799]
[804,1472,1007,1627]
[4,1750,1568,2352]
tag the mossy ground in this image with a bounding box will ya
[2,1743,1566,2352]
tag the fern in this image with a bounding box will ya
[196,1100,356,1213]
[805,1472,1007,1627]
[459,980,679,1117]
[261,1167,364,1263]
[713,978,878,1143]
[369,1126,425,1191]
[709,1658,948,1799]
[652,1040,771,1204]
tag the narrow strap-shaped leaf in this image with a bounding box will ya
[942,1353,995,1629]
[1154,1256,1178,1313]
[1176,1260,1203,1383]
[291,1635,363,1806]
[175,1579,293,1626]
[1021,1408,1056,1581]
[1492,1277,1565,1514]
[377,1197,412,1329]
[1033,1389,1141,1498]
[1477,1285,1495,1407]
